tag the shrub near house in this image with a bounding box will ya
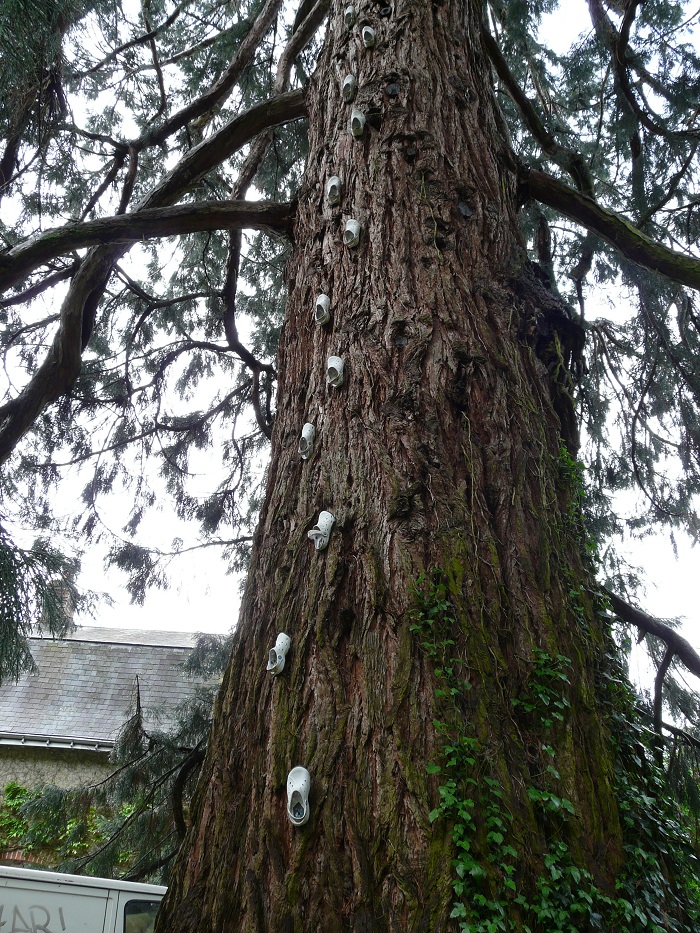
[0,781,106,867]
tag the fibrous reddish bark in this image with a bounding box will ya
[157,1,625,929]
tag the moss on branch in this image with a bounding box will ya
[526,167,700,292]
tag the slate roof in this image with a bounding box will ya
[0,627,201,750]
[65,626,197,648]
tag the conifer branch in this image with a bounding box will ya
[222,141,278,394]
[0,88,305,466]
[587,0,700,140]
[276,0,329,89]
[610,589,700,755]
[0,251,114,466]
[76,0,192,78]
[137,88,306,209]
[0,131,23,203]
[49,382,254,466]
[69,752,196,873]
[0,201,293,294]
[137,0,285,150]
[218,0,323,416]
[123,837,178,882]
[654,717,700,752]
[637,142,699,228]
[0,263,78,308]
[123,29,224,75]
[606,589,700,681]
[78,153,128,221]
[140,0,168,122]
[3,313,61,347]
[482,28,594,195]
[633,705,700,751]
[0,89,306,292]
[526,168,700,292]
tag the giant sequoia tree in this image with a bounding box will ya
[2,0,700,928]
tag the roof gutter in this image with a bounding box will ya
[0,732,113,753]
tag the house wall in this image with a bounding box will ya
[0,745,113,793]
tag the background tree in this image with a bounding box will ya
[2,0,700,928]
[0,525,81,682]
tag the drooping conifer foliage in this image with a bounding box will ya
[1,0,700,925]
[13,632,231,881]
[1,0,698,613]
[0,524,80,682]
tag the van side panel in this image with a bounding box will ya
[0,876,109,933]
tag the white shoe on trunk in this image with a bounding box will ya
[287,766,311,826]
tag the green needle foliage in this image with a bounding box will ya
[0,523,80,683]
[0,0,696,595]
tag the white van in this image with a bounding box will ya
[0,865,166,933]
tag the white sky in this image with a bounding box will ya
[78,540,239,635]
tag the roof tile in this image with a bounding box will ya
[0,631,204,743]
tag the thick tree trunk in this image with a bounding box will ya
[157,0,624,929]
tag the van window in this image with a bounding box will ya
[124,898,161,933]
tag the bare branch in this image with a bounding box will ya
[0,200,294,293]
[606,589,700,681]
[525,167,700,292]
[144,536,254,558]
[251,367,272,439]
[63,124,129,152]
